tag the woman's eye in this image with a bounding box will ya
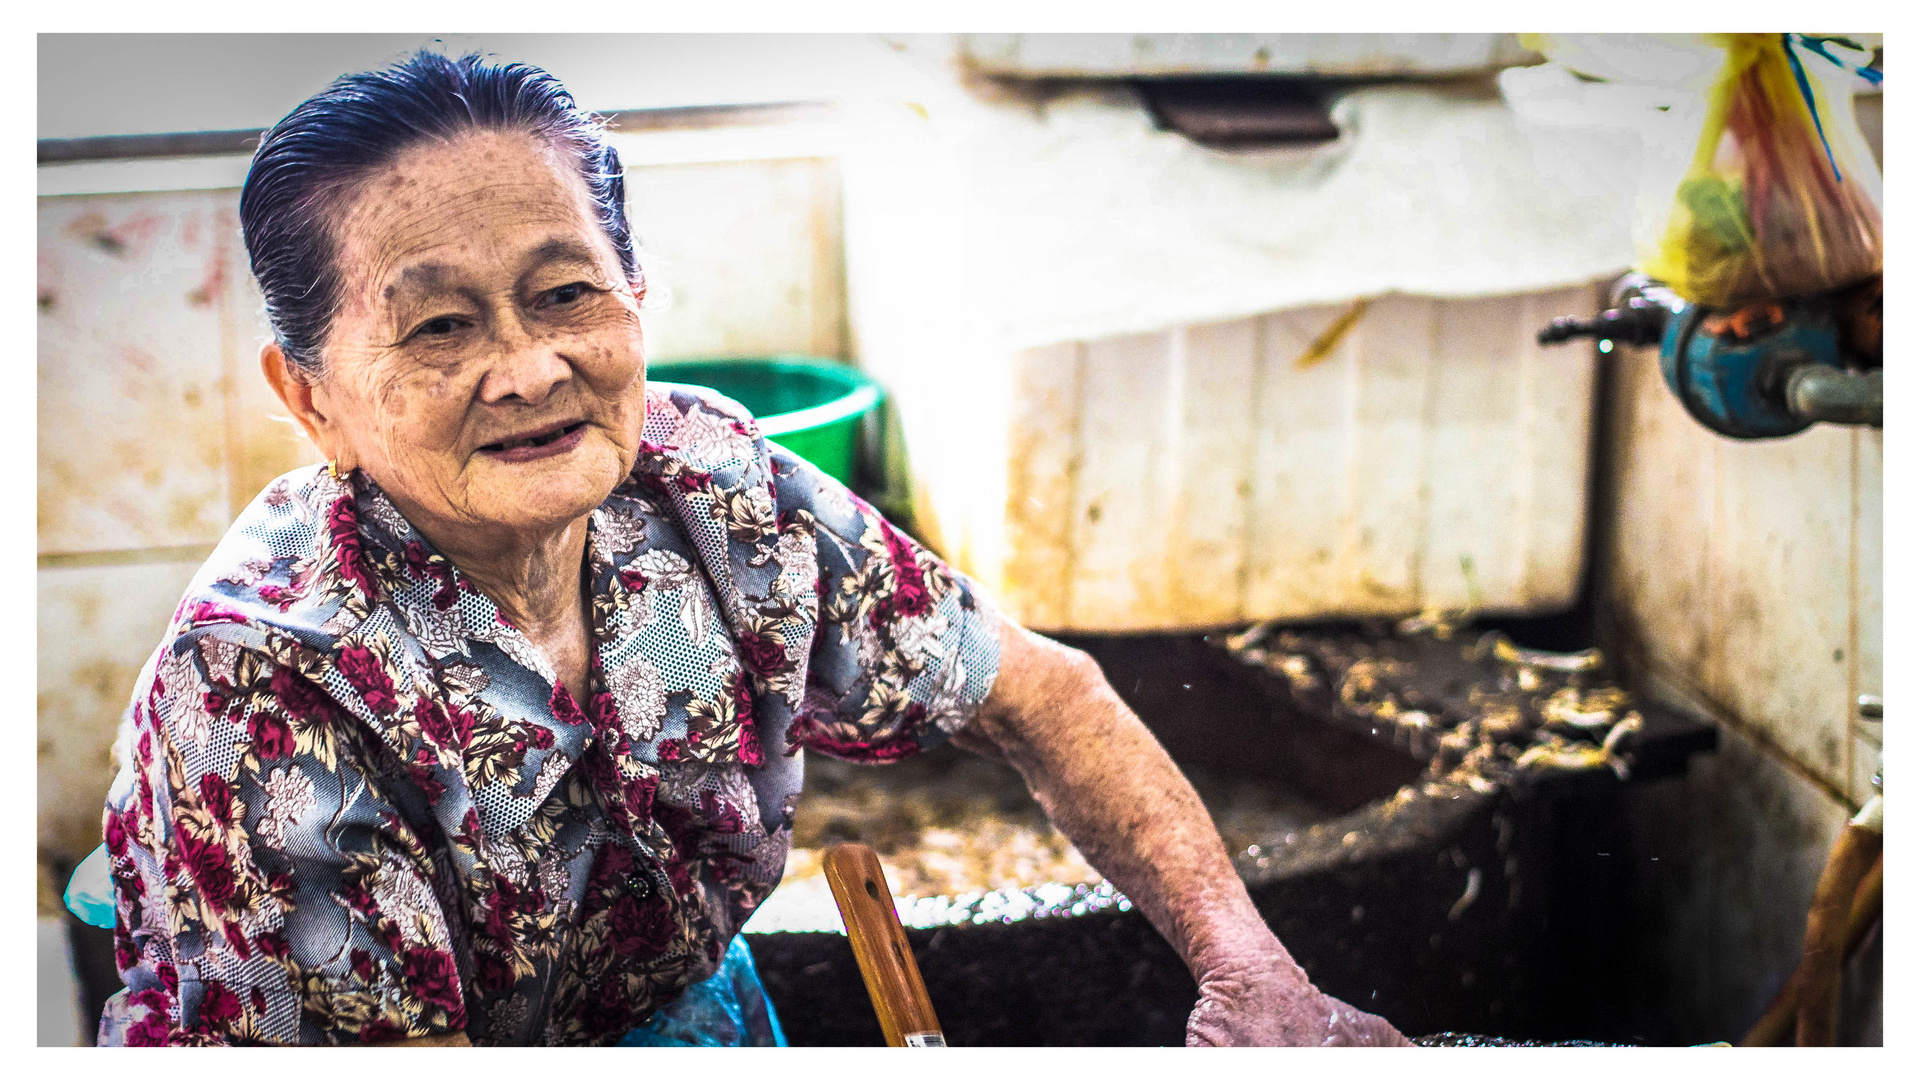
[547,283,588,306]
[407,311,470,340]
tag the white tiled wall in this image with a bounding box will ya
[38,192,254,556]
[1602,339,1881,1041]
[1604,341,1881,804]
[37,560,207,863]
[986,285,1603,631]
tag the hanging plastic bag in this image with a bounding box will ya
[1637,34,1882,308]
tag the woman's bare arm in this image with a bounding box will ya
[952,615,1409,1047]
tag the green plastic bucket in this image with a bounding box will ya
[648,357,883,486]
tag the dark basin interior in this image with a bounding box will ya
[750,628,1710,1046]
[752,633,1444,1045]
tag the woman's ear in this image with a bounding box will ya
[258,343,334,457]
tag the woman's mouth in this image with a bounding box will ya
[478,421,588,463]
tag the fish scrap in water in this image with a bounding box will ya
[747,742,1330,933]
[1222,622,1646,792]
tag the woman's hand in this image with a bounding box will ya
[1186,952,1411,1047]
[964,614,1414,1048]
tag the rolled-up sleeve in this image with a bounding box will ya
[766,444,1002,763]
[101,630,465,1045]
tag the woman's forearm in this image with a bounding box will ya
[955,617,1283,979]
[959,615,1410,1045]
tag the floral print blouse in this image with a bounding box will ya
[98,382,1002,1046]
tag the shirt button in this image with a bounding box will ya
[625,872,654,902]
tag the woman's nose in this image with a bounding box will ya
[479,324,571,405]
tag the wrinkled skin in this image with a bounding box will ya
[261,129,648,707]
[1187,956,1410,1046]
[964,620,1411,1047]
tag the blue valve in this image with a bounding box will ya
[1541,276,1880,440]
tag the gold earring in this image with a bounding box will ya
[325,460,341,480]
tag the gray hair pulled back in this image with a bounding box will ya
[239,50,641,376]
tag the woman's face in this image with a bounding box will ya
[301,129,646,549]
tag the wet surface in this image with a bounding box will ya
[751,735,1334,935]
[790,747,1102,898]
[750,624,1717,1046]
[788,743,1333,898]
[1412,1032,1627,1047]
[1221,621,1658,792]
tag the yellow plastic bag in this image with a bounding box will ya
[1638,34,1882,308]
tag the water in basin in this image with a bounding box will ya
[745,740,1336,933]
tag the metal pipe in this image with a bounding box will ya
[1535,296,1672,347]
[37,102,839,163]
[1786,365,1882,427]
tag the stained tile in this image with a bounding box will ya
[1711,424,1854,793]
[1335,293,1437,611]
[1244,302,1367,619]
[1623,720,1853,1041]
[993,287,1602,630]
[37,560,204,865]
[1851,428,1882,805]
[1604,342,1720,704]
[1069,330,1180,628]
[1513,285,1603,608]
[1423,293,1529,612]
[1000,343,1082,630]
[1602,334,1867,798]
[1164,318,1259,626]
[39,192,236,555]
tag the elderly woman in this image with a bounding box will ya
[98,51,1408,1048]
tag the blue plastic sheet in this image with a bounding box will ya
[618,933,789,1047]
[64,843,115,929]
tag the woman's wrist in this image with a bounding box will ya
[1158,869,1285,975]
[1186,916,1306,992]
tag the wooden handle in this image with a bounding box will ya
[1739,825,1884,1046]
[1793,825,1883,1046]
[822,843,946,1046]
